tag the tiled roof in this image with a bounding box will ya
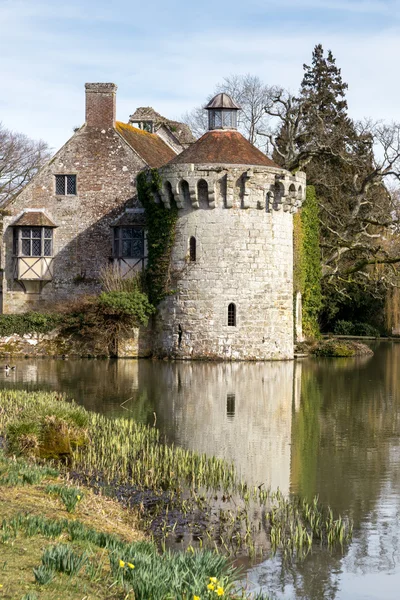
[116,122,176,168]
[128,108,195,145]
[12,212,57,227]
[168,130,281,168]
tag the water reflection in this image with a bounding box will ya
[3,344,400,598]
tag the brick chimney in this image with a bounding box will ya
[85,83,117,128]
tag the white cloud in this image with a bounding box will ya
[1,0,400,148]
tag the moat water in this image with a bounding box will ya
[1,342,400,599]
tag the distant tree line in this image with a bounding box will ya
[183,45,400,332]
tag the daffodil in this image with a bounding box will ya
[194,596,200,600]
[207,583,215,591]
[209,577,217,583]
[77,495,81,500]
[127,562,135,569]
[216,587,224,596]
[119,559,125,568]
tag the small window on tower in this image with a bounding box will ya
[228,303,236,327]
[189,237,196,262]
[55,174,77,196]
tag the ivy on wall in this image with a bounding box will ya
[0,313,61,336]
[137,169,178,306]
[293,185,323,339]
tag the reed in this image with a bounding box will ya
[0,390,353,561]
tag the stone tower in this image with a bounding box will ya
[155,93,305,360]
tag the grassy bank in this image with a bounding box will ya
[0,451,248,600]
[0,390,353,598]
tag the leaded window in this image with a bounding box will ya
[55,174,77,195]
[208,110,237,130]
[13,227,53,257]
[113,227,145,258]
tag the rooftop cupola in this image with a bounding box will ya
[205,93,240,131]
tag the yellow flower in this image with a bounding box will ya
[194,596,200,600]
[209,577,217,583]
[77,495,81,500]
[119,559,125,568]
[127,562,135,569]
[216,587,224,596]
[207,583,215,591]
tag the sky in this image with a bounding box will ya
[1,0,400,150]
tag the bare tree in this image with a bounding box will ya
[181,75,273,149]
[0,123,50,206]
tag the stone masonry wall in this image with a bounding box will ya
[1,125,146,313]
[154,163,305,360]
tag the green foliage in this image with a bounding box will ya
[0,312,60,336]
[312,339,355,357]
[41,543,88,575]
[0,452,58,486]
[294,186,323,339]
[46,484,83,513]
[137,169,179,306]
[322,282,386,334]
[97,290,155,327]
[33,565,55,585]
[333,320,380,337]
[109,548,234,600]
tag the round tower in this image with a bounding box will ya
[155,93,305,360]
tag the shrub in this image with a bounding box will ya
[99,265,144,293]
[97,290,155,326]
[333,320,380,337]
[0,312,60,336]
[312,340,355,357]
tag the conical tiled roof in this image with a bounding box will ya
[167,130,280,168]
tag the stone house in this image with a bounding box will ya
[1,84,305,360]
[0,83,190,313]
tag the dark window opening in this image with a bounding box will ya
[14,227,53,257]
[228,303,236,327]
[113,227,144,259]
[226,393,236,418]
[189,237,196,262]
[55,174,77,196]
[180,180,191,205]
[178,324,183,347]
[197,179,209,207]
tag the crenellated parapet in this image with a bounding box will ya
[158,163,306,214]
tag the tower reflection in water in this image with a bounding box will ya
[147,360,299,494]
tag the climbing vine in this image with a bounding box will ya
[293,185,323,339]
[137,169,178,306]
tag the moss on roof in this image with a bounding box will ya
[116,122,176,168]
